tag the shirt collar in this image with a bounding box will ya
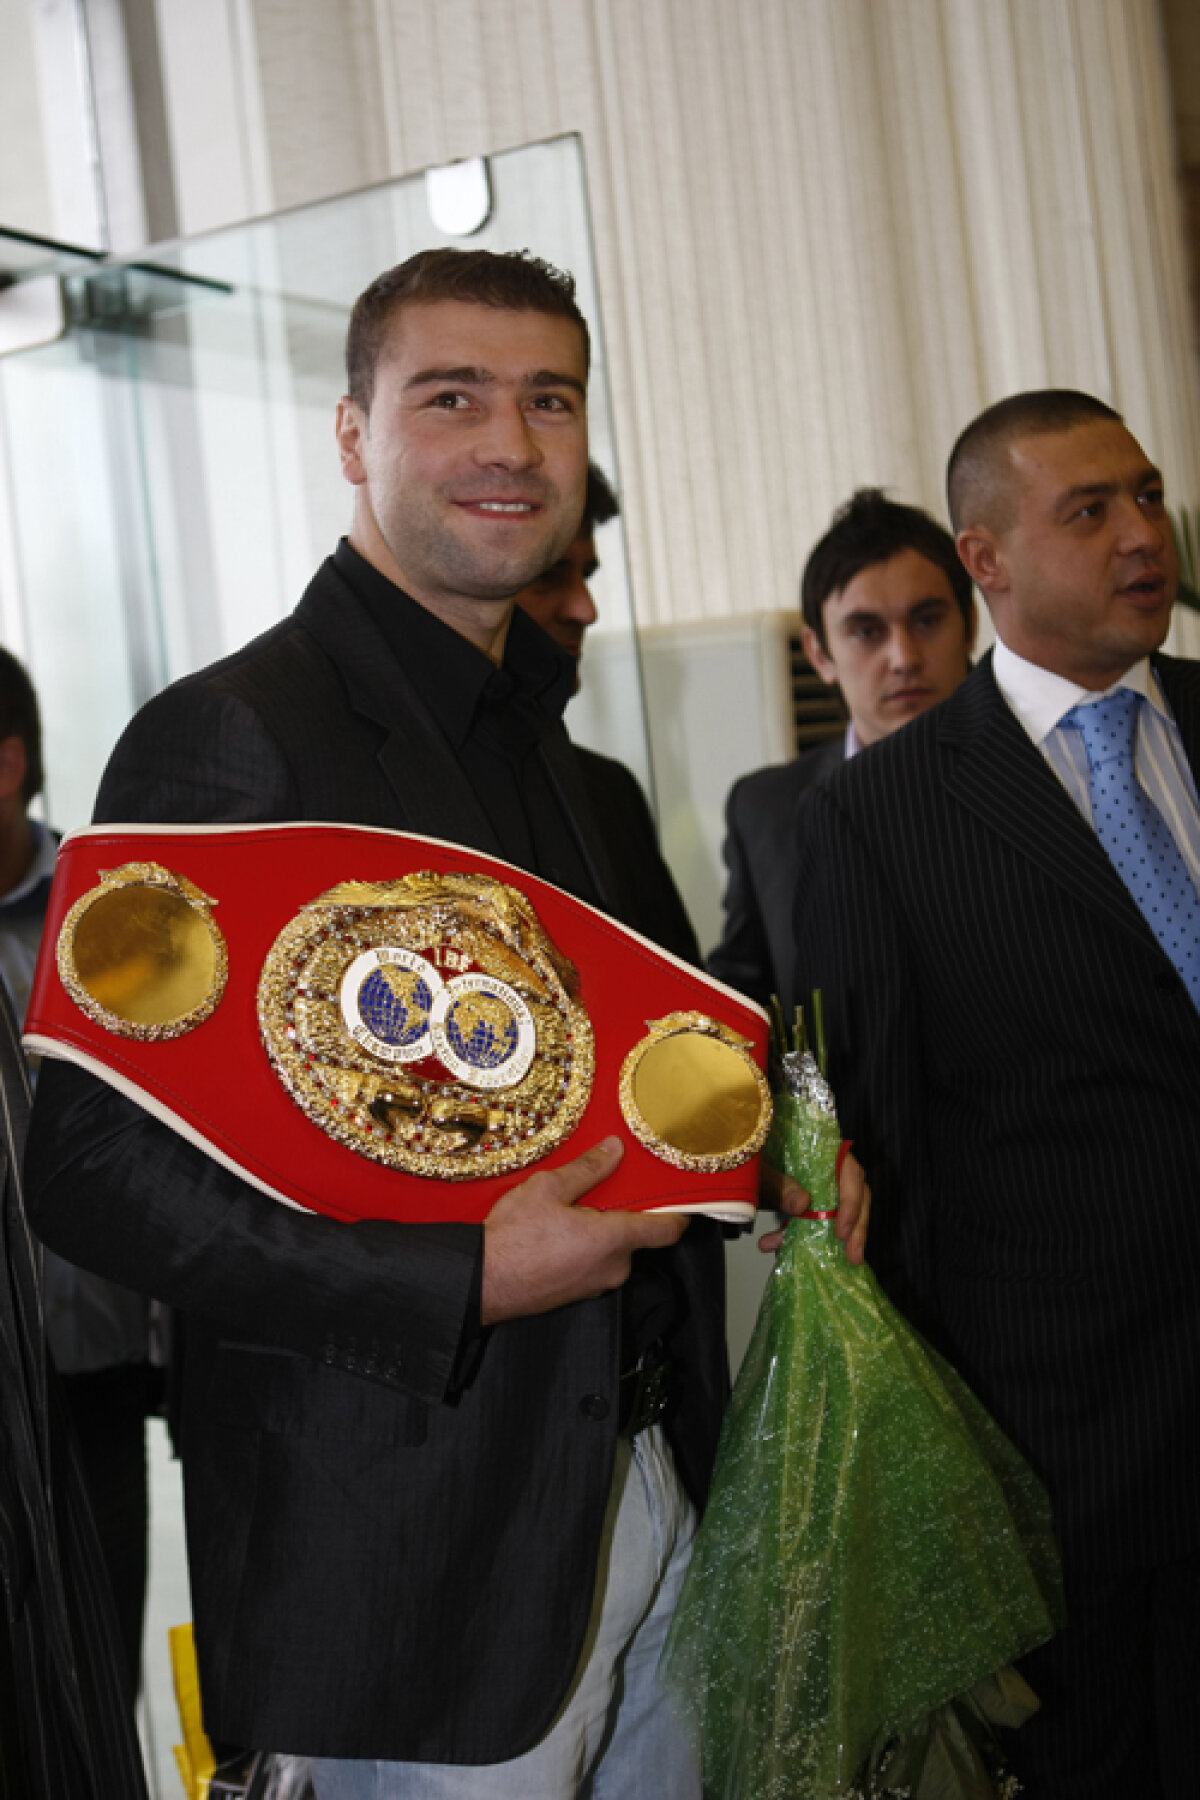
[0,817,56,910]
[991,637,1166,747]
[334,539,575,748]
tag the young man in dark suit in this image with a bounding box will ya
[793,390,1200,1799]
[709,488,976,1005]
[26,249,865,1799]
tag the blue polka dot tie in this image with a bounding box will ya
[1065,689,1200,1006]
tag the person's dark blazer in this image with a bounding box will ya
[709,734,844,1005]
[792,649,1200,1574]
[0,986,147,1800]
[26,554,726,1765]
[575,746,701,967]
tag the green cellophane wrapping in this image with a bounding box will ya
[662,1068,1063,1799]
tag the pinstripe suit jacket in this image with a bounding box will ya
[792,648,1200,1572]
[26,555,726,1763]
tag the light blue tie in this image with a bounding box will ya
[1065,688,1200,1006]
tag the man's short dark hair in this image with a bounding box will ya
[345,247,590,411]
[800,488,973,651]
[947,389,1123,534]
[0,647,42,805]
[583,463,619,536]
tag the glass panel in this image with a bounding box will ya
[0,134,652,830]
[0,226,105,280]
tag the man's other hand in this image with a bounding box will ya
[756,1150,870,1263]
[481,1137,687,1324]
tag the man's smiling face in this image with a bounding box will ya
[336,299,589,634]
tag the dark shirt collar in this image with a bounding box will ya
[334,538,575,750]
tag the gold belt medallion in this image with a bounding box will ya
[619,1012,771,1172]
[56,862,228,1040]
[257,871,594,1180]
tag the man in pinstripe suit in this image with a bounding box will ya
[792,390,1200,1798]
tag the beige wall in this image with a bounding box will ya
[5,1,1199,642]
[0,0,106,246]
[0,0,54,237]
[145,0,1200,652]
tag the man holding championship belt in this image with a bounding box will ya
[25,248,865,1798]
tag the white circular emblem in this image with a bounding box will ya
[339,947,444,1064]
[429,973,536,1090]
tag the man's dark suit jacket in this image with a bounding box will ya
[792,650,1200,1574]
[709,734,844,1004]
[574,747,701,968]
[0,984,147,1800]
[25,555,725,1765]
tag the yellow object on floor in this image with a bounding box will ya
[169,1622,217,1799]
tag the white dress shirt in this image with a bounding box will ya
[991,637,1200,895]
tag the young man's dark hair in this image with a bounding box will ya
[583,462,619,535]
[800,488,973,653]
[946,389,1122,533]
[345,246,590,411]
[0,647,43,806]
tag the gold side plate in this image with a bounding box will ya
[57,862,227,1039]
[257,870,594,1181]
[619,1011,771,1171]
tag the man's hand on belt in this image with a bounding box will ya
[481,1137,688,1325]
[756,1151,871,1263]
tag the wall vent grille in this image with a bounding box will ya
[788,631,846,756]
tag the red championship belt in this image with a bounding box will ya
[26,825,771,1227]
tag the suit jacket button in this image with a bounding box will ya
[345,1353,360,1372]
[579,1394,610,1422]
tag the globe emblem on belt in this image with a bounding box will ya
[444,991,519,1069]
[430,973,536,1090]
[339,948,443,1064]
[358,965,433,1049]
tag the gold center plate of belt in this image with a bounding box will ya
[257,872,594,1180]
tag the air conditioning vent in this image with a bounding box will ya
[787,631,846,754]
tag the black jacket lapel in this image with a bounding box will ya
[806,734,845,786]
[537,726,620,912]
[1155,653,1200,793]
[939,654,1158,946]
[296,563,505,855]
